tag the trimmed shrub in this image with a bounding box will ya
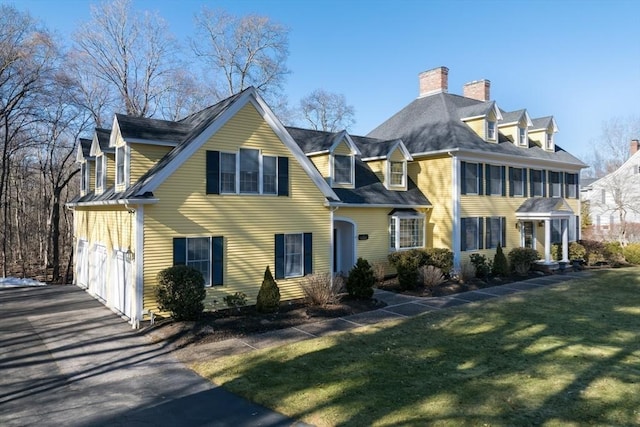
[579,239,606,266]
[256,266,280,313]
[302,273,342,306]
[492,244,509,277]
[508,247,539,276]
[388,250,422,290]
[604,242,626,265]
[469,253,492,279]
[420,265,445,289]
[422,248,454,276]
[459,261,476,283]
[346,257,375,299]
[551,243,562,261]
[223,292,247,311]
[155,265,206,321]
[569,242,587,260]
[623,243,640,265]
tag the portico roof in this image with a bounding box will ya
[515,197,574,220]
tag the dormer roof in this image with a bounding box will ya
[531,116,558,132]
[499,109,533,127]
[113,114,190,146]
[76,138,93,163]
[89,128,114,156]
[458,100,502,121]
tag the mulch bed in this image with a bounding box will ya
[145,296,386,347]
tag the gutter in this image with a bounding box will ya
[66,198,159,208]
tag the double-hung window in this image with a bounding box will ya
[565,173,578,198]
[80,163,88,193]
[263,155,277,194]
[239,148,259,193]
[519,127,527,146]
[333,154,353,185]
[487,121,496,140]
[389,161,405,187]
[485,165,504,196]
[95,155,104,190]
[461,162,481,195]
[284,234,303,277]
[485,217,506,249]
[530,169,545,196]
[187,237,211,285]
[220,152,237,193]
[116,145,125,186]
[274,232,312,279]
[389,212,425,251]
[549,171,562,197]
[461,217,482,251]
[546,133,554,150]
[509,167,526,197]
[173,236,224,286]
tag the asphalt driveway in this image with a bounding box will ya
[0,285,298,427]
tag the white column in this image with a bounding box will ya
[544,219,551,263]
[562,218,569,262]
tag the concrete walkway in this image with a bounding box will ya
[175,271,592,363]
[0,286,303,427]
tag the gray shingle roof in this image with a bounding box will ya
[80,138,92,158]
[500,109,525,124]
[115,114,191,143]
[95,128,113,153]
[367,92,584,167]
[285,127,338,153]
[531,116,553,130]
[516,197,574,214]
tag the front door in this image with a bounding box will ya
[333,220,355,274]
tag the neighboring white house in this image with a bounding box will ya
[581,139,640,243]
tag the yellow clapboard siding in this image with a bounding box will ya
[105,153,115,188]
[129,143,172,184]
[464,117,485,139]
[310,154,329,178]
[333,140,352,155]
[366,159,385,184]
[410,155,452,249]
[142,103,330,313]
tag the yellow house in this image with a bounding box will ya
[69,67,586,327]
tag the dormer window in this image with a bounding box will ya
[116,145,125,186]
[95,154,105,190]
[80,162,88,193]
[333,154,353,185]
[487,121,496,140]
[389,161,406,187]
[546,133,553,150]
[519,127,527,146]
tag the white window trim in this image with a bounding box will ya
[389,212,426,251]
[546,133,554,150]
[530,169,544,196]
[464,162,480,195]
[80,162,88,193]
[95,154,105,191]
[519,127,528,147]
[487,164,502,196]
[512,167,525,197]
[549,170,562,197]
[115,145,127,188]
[182,236,212,287]
[284,232,304,278]
[220,148,278,196]
[331,153,354,187]
[387,160,406,188]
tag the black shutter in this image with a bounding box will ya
[460,218,467,251]
[501,166,506,196]
[274,234,285,279]
[501,217,507,247]
[485,217,490,249]
[523,169,528,197]
[303,233,312,275]
[543,170,547,197]
[561,172,566,198]
[575,174,580,199]
[173,238,186,265]
[477,164,483,195]
[509,167,515,197]
[529,169,535,196]
[485,165,491,195]
[478,218,484,250]
[212,236,224,286]
[461,161,467,195]
[206,151,220,195]
[277,156,289,196]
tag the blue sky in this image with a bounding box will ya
[7,0,640,160]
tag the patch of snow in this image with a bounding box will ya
[0,277,48,288]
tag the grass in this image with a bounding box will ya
[192,269,640,426]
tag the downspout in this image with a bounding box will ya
[449,152,461,272]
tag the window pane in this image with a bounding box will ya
[285,234,303,277]
[531,169,543,196]
[488,121,496,139]
[465,218,478,251]
[550,172,561,197]
[390,161,404,186]
[512,168,524,196]
[116,146,125,185]
[263,156,277,194]
[465,163,478,194]
[487,217,501,249]
[489,165,502,195]
[389,218,396,249]
[186,237,210,286]
[334,155,352,184]
[240,148,259,193]
[220,152,236,193]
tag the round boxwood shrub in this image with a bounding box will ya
[256,266,280,313]
[155,265,206,321]
[346,257,375,299]
[508,247,539,276]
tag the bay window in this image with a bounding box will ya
[389,212,425,250]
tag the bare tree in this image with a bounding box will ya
[72,0,180,118]
[192,8,290,104]
[585,116,640,178]
[0,5,57,277]
[299,89,355,132]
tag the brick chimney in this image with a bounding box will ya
[631,139,640,157]
[463,79,491,101]
[418,66,448,97]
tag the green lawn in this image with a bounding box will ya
[192,269,640,426]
